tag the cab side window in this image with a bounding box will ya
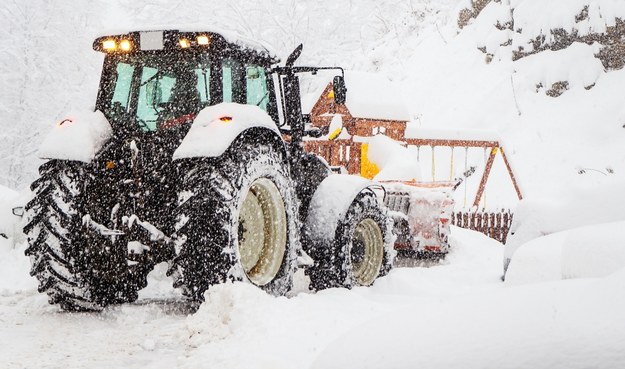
[222,58,245,103]
[111,63,135,110]
[246,65,269,112]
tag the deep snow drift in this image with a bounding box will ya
[2,227,623,368]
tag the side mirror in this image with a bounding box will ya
[333,76,347,105]
[12,206,24,217]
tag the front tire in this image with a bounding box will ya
[170,135,299,301]
[306,191,394,290]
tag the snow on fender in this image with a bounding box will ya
[173,102,279,159]
[304,174,372,242]
[38,110,112,163]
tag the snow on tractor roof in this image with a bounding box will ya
[93,29,278,62]
[301,71,411,122]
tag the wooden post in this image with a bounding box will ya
[349,141,362,175]
[473,147,497,208]
[329,142,338,166]
[500,147,523,201]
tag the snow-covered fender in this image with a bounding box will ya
[38,110,112,162]
[303,174,374,243]
[173,103,282,159]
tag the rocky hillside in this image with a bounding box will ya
[460,0,625,96]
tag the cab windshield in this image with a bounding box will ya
[98,52,271,132]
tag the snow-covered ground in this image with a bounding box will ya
[5,227,622,369]
[2,0,625,367]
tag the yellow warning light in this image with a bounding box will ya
[197,35,210,45]
[179,38,191,48]
[102,39,117,51]
[119,39,132,51]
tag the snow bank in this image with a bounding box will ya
[38,110,112,163]
[505,221,625,285]
[186,282,277,344]
[173,103,278,159]
[505,181,625,263]
[312,268,625,369]
[0,185,20,238]
[0,240,37,295]
[367,135,422,181]
[180,281,402,369]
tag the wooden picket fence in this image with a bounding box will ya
[451,209,514,244]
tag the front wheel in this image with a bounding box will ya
[306,191,394,290]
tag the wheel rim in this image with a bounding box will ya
[238,178,287,286]
[351,218,384,286]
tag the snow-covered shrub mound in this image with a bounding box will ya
[0,239,37,294]
[0,185,19,238]
[505,181,625,264]
[505,221,625,285]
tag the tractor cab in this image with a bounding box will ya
[93,30,280,135]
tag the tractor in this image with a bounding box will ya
[24,30,395,311]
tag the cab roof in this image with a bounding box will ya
[92,29,279,65]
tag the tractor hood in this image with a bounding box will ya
[38,110,112,163]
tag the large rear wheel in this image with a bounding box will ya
[24,160,149,311]
[170,135,299,301]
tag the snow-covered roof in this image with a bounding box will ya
[301,71,411,122]
[404,126,501,141]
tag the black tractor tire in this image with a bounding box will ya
[24,160,149,311]
[306,190,394,291]
[169,135,300,302]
